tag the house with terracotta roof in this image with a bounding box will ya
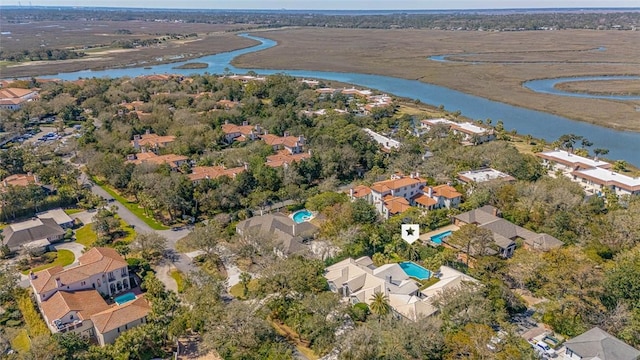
[39,289,150,346]
[126,152,189,169]
[91,297,151,345]
[347,185,372,202]
[1,173,39,191]
[187,165,247,183]
[132,131,176,152]
[30,247,131,303]
[358,173,462,219]
[221,121,262,144]
[0,87,38,110]
[31,247,149,345]
[265,150,311,168]
[260,132,306,155]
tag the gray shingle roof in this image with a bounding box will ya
[565,327,640,360]
[236,213,318,254]
[3,218,64,250]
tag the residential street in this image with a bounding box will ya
[87,181,197,279]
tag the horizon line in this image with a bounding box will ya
[2,5,640,10]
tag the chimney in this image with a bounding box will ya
[385,274,392,284]
[284,131,290,137]
[416,172,420,179]
[298,135,305,143]
[133,135,140,150]
[243,162,248,170]
[225,119,229,125]
[29,271,36,280]
[55,277,62,288]
[428,186,433,198]
[242,120,248,126]
[493,207,498,217]
[410,173,415,179]
[350,188,354,198]
[264,129,268,135]
[145,129,150,135]
[308,149,312,156]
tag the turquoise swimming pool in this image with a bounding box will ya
[114,292,136,305]
[431,230,452,245]
[292,209,314,224]
[399,261,431,280]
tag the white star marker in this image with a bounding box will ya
[401,224,420,244]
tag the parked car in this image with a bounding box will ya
[533,341,556,358]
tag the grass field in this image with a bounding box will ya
[233,28,640,132]
[21,249,75,275]
[10,329,30,353]
[75,224,98,247]
[1,20,259,78]
[75,218,136,248]
[92,177,169,230]
[63,208,84,215]
[229,279,259,299]
[170,270,186,293]
[555,79,640,96]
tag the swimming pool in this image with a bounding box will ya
[399,261,431,280]
[292,209,314,224]
[430,230,452,245]
[114,292,136,305]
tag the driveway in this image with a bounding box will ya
[53,242,86,266]
[154,261,178,293]
[69,210,95,226]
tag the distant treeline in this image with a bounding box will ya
[0,48,86,62]
[2,8,640,30]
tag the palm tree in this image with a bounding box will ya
[239,272,252,298]
[369,291,391,320]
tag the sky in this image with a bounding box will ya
[13,1,640,10]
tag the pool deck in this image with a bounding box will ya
[419,224,459,244]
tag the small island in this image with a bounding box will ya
[172,62,209,69]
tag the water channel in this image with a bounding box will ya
[41,34,640,166]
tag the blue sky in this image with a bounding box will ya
[17,1,640,9]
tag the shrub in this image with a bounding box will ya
[17,294,49,337]
[350,303,370,322]
[44,252,58,263]
[6,319,22,327]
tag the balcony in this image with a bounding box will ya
[108,275,116,282]
[53,319,83,333]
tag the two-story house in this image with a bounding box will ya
[30,247,131,303]
[30,247,150,346]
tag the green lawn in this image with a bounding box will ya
[21,249,75,275]
[170,270,186,293]
[91,176,169,230]
[11,329,30,353]
[75,224,98,247]
[64,208,84,215]
[229,279,259,299]
[75,219,136,248]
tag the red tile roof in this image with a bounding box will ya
[432,185,462,199]
[91,296,150,333]
[31,247,128,294]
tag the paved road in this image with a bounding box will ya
[87,181,197,279]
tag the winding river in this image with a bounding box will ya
[42,34,640,166]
